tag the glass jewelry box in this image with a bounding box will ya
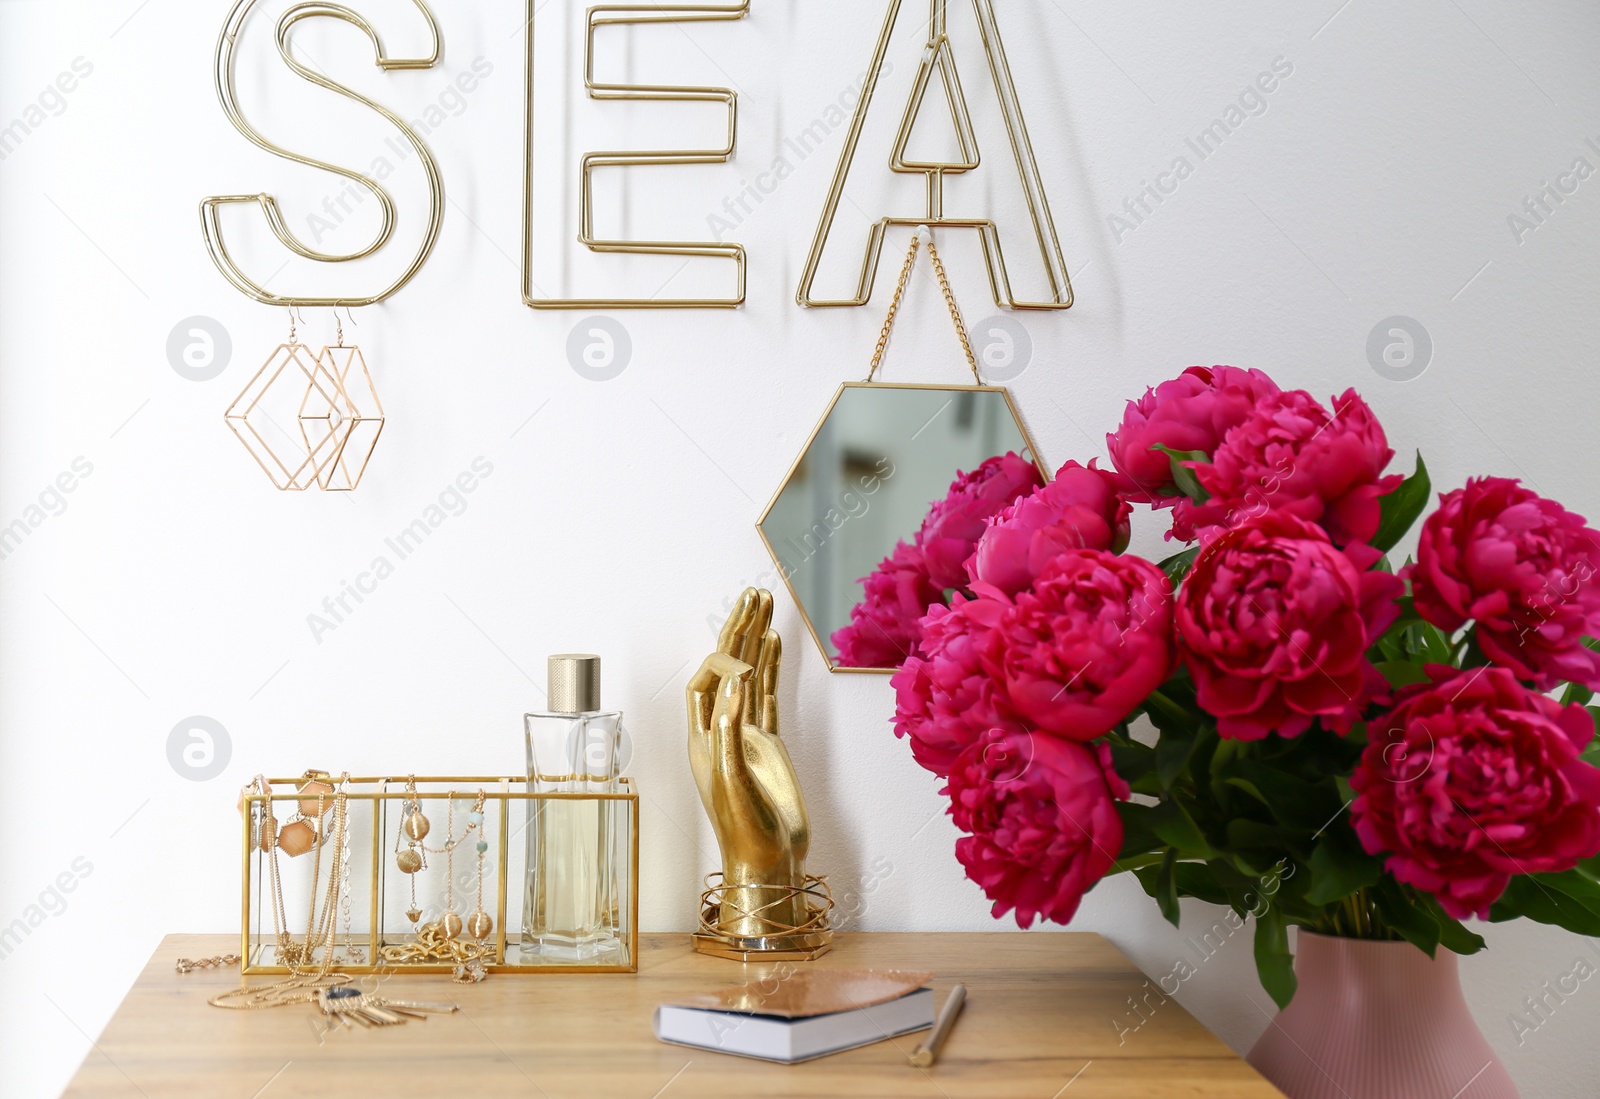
[238,774,639,975]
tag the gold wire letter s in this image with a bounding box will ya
[200,0,445,308]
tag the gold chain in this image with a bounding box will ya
[176,954,241,974]
[378,922,492,966]
[865,229,983,385]
[300,792,325,958]
[866,235,921,382]
[925,236,981,383]
[260,778,295,959]
[211,791,351,1010]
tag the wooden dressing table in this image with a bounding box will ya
[66,932,1284,1097]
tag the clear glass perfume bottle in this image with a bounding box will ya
[524,653,622,961]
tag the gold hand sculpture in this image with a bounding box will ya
[688,589,829,955]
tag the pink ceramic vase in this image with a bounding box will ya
[1247,931,1518,1099]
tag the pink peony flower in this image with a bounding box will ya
[1180,388,1401,546]
[916,452,1044,590]
[1176,511,1402,740]
[979,549,1174,741]
[1351,665,1600,920]
[832,541,944,669]
[965,460,1131,596]
[1106,365,1280,503]
[891,595,1019,776]
[1409,478,1600,690]
[946,728,1129,928]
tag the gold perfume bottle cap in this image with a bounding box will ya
[548,654,601,714]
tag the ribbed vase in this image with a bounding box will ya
[1246,931,1518,1099]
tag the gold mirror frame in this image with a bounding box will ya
[756,381,1048,674]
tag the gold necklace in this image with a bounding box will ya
[212,787,351,1010]
[379,789,494,976]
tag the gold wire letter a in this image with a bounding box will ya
[796,0,1073,310]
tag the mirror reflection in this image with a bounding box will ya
[758,383,1044,671]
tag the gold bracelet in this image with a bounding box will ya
[176,954,241,974]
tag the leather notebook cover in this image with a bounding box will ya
[665,969,933,1019]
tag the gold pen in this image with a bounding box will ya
[909,984,967,1068]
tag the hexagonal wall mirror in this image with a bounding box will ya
[758,382,1046,673]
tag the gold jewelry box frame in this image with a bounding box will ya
[239,775,640,975]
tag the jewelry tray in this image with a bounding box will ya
[240,775,639,975]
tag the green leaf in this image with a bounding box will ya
[1304,829,1384,905]
[1152,445,1210,504]
[1375,660,1430,689]
[1222,776,1270,807]
[1147,799,1218,858]
[1175,862,1231,906]
[1110,852,1165,875]
[1414,621,1455,663]
[1225,762,1345,833]
[1535,869,1600,916]
[1115,802,1164,858]
[1134,858,1229,913]
[1371,877,1440,957]
[1143,689,1199,737]
[1107,742,1157,782]
[1490,872,1600,935]
[1156,849,1180,928]
[1158,546,1200,586]
[1156,730,1199,791]
[1561,681,1594,706]
[1207,733,1237,774]
[1582,738,1600,770]
[1225,818,1288,851]
[1253,906,1297,1009]
[1372,452,1431,554]
[1207,860,1271,910]
[1411,892,1487,955]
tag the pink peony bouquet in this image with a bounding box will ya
[890,365,1600,1006]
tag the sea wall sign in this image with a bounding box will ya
[200,0,1069,313]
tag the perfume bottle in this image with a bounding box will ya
[524,654,622,960]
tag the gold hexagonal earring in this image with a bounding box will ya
[310,308,385,492]
[224,308,385,492]
[225,308,352,491]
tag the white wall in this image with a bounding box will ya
[3,2,1598,1096]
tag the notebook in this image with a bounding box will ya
[653,969,936,1064]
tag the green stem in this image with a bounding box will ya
[1144,689,1192,727]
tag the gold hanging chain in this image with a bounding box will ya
[865,235,920,382]
[865,228,983,386]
